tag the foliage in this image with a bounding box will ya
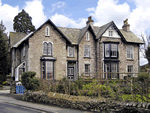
[2,81,7,85]
[132,73,150,102]
[82,79,112,97]
[13,9,35,33]
[0,21,9,82]
[21,71,40,91]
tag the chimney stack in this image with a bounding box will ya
[86,16,94,26]
[122,18,130,32]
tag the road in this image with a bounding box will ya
[0,102,42,113]
[0,90,94,113]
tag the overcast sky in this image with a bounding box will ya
[0,0,149,66]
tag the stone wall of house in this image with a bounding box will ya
[97,36,139,79]
[78,30,96,76]
[28,23,67,80]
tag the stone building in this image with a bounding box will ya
[9,16,143,82]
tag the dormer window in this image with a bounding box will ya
[109,31,113,36]
[86,32,89,41]
[45,26,50,36]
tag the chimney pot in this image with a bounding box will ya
[86,16,94,26]
[122,18,130,32]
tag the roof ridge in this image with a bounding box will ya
[57,26,81,30]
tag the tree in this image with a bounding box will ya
[140,33,150,66]
[13,9,35,33]
[0,21,9,83]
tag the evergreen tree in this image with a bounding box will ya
[0,21,8,83]
[145,47,150,66]
[13,9,35,33]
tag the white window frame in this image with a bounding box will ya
[45,26,50,36]
[109,30,113,36]
[127,46,133,59]
[42,61,54,80]
[84,45,90,57]
[85,64,90,76]
[43,42,53,55]
[86,32,89,41]
[111,44,117,57]
[68,46,74,57]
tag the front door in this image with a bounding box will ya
[68,67,74,80]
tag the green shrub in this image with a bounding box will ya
[21,71,40,91]
[2,81,7,85]
[82,79,112,97]
[137,73,149,82]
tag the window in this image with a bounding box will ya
[68,47,74,57]
[85,64,90,76]
[41,61,54,80]
[86,32,89,41]
[127,65,133,77]
[45,26,50,36]
[84,45,90,57]
[127,46,133,59]
[23,45,25,57]
[111,44,117,57]
[104,43,118,58]
[43,42,52,55]
[105,44,110,57]
[109,31,113,36]
[104,63,118,79]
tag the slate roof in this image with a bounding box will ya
[119,29,144,44]
[9,20,143,48]
[58,27,80,45]
[9,32,27,48]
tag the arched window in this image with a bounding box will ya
[43,42,52,55]
[86,32,89,41]
[45,26,50,36]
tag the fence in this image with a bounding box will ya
[38,72,150,102]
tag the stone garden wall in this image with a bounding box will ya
[22,90,150,113]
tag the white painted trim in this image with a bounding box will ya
[126,46,134,59]
[15,61,26,81]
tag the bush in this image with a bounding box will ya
[2,81,7,85]
[82,79,112,97]
[21,71,40,91]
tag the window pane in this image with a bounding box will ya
[85,64,90,76]
[69,47,74,57]
[105,44,110,57]
[111,63,117,78]
[127,47,133,59]
[43,42,47,55]
[86,32,89,41]
[48,43,52,55]
[128,65,133,77]
[111,44,117,57]
[84,45,90,57]
[46,61,53,80]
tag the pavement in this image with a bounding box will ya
[0,90,94,113]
